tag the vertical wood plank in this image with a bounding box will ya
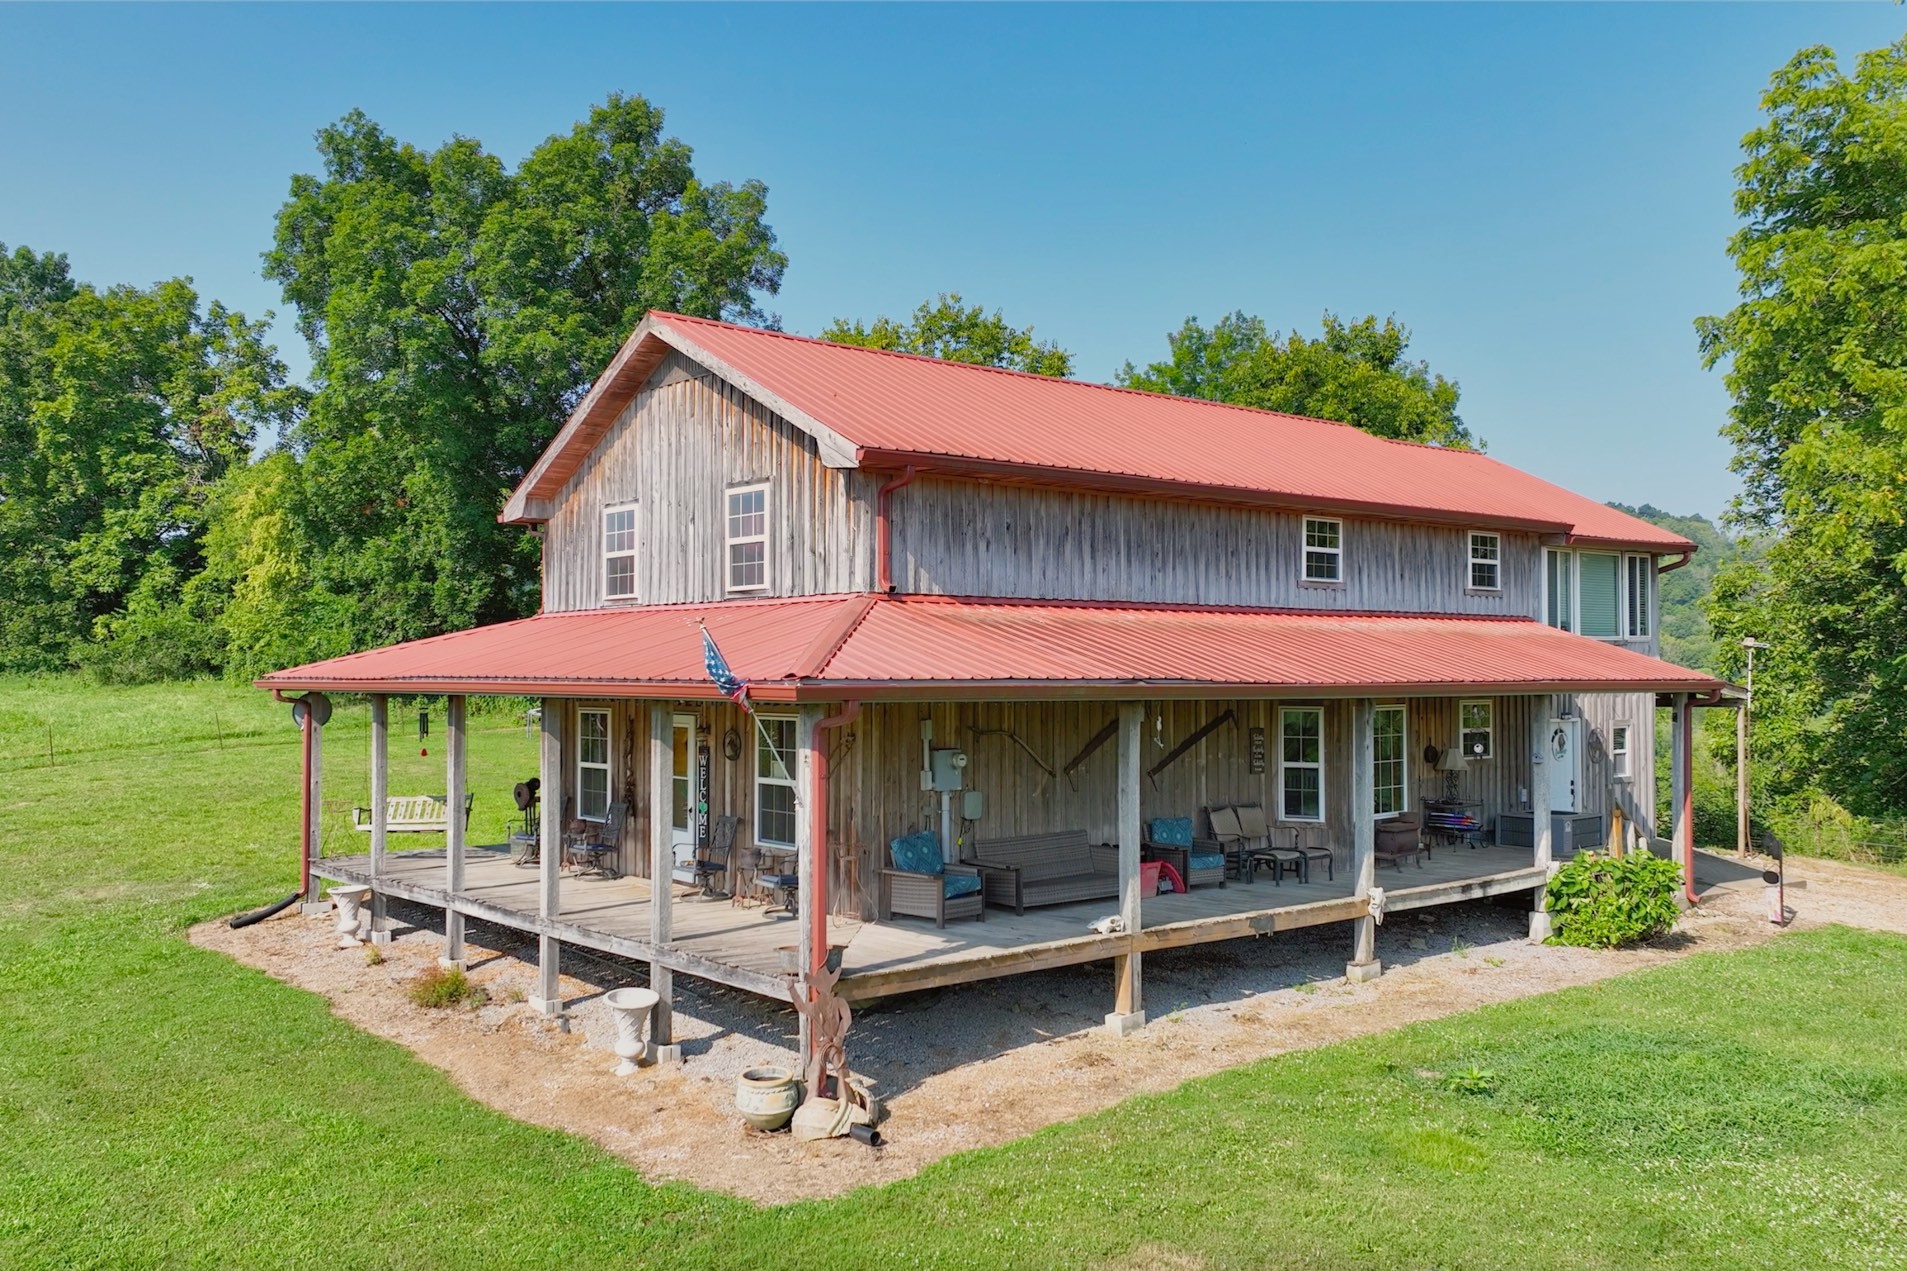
[1348,697,1377,976]
[442,694,466,968]
[533,697,564,1014]
[369,694,389,942]
[648,701,674,1049]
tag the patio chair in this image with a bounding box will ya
[879,830,984,927]
[1202,806,1252,882]
[752,844,801,915]
[1233,803,1306,885]
[565,801,625,878]
[1142,816,1227,889]
[693,815,739,898]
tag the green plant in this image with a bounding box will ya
[1450,935,1472,958]
[1439,1065,1499,1096]
[1544,851,1683,948]
[364,944,385,967]
[408,965,486,1009]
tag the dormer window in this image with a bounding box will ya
[1302,518,1342,583]
[726,483,769,592]
[603,503,638,600]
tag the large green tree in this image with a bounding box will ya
[821,292,1072,376]
[1698,38,1907,818]
[0,244,299,675]
[1117,311,1475,448]
[239,95,786,672]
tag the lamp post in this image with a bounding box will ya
[1738,637,1769,857]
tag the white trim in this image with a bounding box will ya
[1373,703,1408,819]
[754,713,797,847]
[1623,554,1653,640]
[1458,699,1493,760]
[1277,706,1326,823]
[577,708,612,822]
[1611,721,1632,781]
[602,502,639,601]
[1302,517,1342,585]
[1467,531,1501,591]
[1543,548,1575,632]
[725,482,771,593]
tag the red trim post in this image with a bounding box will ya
[1679,693,1698,907]
[875,467,917,593]
[299,707,314,899]
[810,700,861,982]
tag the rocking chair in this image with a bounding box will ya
[693,815,739,898]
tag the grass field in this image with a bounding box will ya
[3,676,1905,1269]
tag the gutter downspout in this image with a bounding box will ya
[810,700,862,986]
[1679,694,1699,908]
[272,689,315,902]
[1659,550,1694,575]
[875,467,917,594]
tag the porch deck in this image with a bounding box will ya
[313,843,1546,1003]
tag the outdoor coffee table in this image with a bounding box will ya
[1244,848,1306,885]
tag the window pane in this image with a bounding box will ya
[1627,556,1651,637]
[579,712,608,765]
[1578,553,1619,638]
[758,782,796,846]
[1305,519,1340,549]
[729,539,766,589]
[1282,768,1321,821]
[1374,706,1406,816]
[758,717,794,779]
[605,554,636,597]
[728,487,766,538]
[1304,549,1340,582]
[1546,551,1572,630]
[1460,701,1492,759]
[580,766,609,820]
[604,507,636,553]
[1282,711,1320,762]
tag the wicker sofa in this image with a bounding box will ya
[879,830,985,927]
[970,829,1120,915]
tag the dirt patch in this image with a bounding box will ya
[191,853,1907,1204]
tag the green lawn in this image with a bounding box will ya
[3,676,1905,1270]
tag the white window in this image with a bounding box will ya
[726,483,769,592]
[603,504,638,600]
[1468,532,1501,591]
[1278,707,1325,822]
[1544,549,1573,631]
[577,709,611,821]
[1302,517,1342,583]
[1578,552,1621,639]
[1459,700,1493,760]
[1374,704,1408,819]
[1625,555,1652,639]
[755,714,797,846]
[1611,723,1631,780]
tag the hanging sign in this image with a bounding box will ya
[1248,726,1268,774]
[697,742,712,848]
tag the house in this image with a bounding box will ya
[258,311,1728,1058]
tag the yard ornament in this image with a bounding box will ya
[786,962,877,1141]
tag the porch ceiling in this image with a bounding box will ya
[256,593,1729,701]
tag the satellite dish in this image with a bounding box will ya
[290,693,333,728]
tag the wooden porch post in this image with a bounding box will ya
[1528,693,1555,941]
[530,697,564,1015]
[1347,697,1380,982]
[367,694,392,945]
[441,694,466,970]
[648,702,681,1063]
[1106,701,1146,1036]
[299,702,327,913]
[794,704,823,1062]
[1674,693,1698,906]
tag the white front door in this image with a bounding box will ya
[1548,717,1583,814]
[670,714,697,883]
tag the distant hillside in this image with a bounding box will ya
[1608,504,1753,672]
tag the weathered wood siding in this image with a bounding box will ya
[541,354,876,610]
[1568,690,1659,839]
[889,477,1543,613]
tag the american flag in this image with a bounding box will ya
[700,623,749,708]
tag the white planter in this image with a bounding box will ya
[735,1066,800,1132]
[330,886,372,949]
[603,986,660,1075]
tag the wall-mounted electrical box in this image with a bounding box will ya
[926,747,969,792]
[961,789,985,821]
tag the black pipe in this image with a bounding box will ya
[229,892,301,929]
[848,1123,884,1148]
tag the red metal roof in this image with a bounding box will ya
[258,594,1724,700]
[506,311,1693,550]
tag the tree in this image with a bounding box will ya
[1697,38,1907,819]
[821,293,1072,376]
[0,244,299,675]
[1117,311,1475,448]
[241,96,786,671]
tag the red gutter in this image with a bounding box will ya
[875,467,917,593]
[810,700,861,1023]
[1659,550,1695,574]
[1679,696,1699,907]
[271,689,314,900]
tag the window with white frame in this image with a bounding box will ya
[603,504,638,600]
[1544,548,1573,631]
[1374,704,1408,818]
[1468,532,1501,591]
[1459,700,1493,760]
[577,709,611,820]
[726,483,769,592]
[1302,517,1342,583]
[1611,723,1631,780]
[1625,555,1652,639]
[1278,707,1324,822]
[755,714,797,846]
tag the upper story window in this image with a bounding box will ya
[1625,555,1652,639]
[603,503,638,600]
[577,708,611,820]
[726,483,769,592]
[1278,706,1325,822]
[1468,532,1501,591]
[1577,552,1621,638]
[1545,548,1573,631]
[1302,517,1342,583]
[1459,699,1493,760]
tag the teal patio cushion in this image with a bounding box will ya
[1189,852,1226,871]
[889,831,943,876]
[1150,816,1194,846]
[942,873,983,899]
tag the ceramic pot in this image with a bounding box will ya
[602,986,660,1075]
[331,886,371,949]
[735,1066,800,1132]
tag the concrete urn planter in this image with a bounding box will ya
[602,986,660,1075]
[330,886,372,949]
[735,1066,800,1132]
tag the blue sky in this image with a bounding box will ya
[3,4,1902,520]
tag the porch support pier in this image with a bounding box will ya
[1106,700,1146,1036]
[1346,698,1380,983]
[440,694,466,969]
[530,696,564,1014]
[648,702,681,1063]
[367,694,392,945]
[1528,692,1556,942]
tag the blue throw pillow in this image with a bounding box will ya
[942,873,983,899]
[890,831,943,876]
[1150,817,1194,847]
